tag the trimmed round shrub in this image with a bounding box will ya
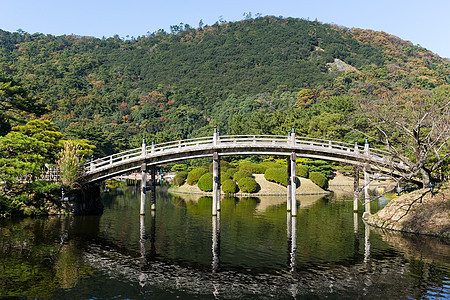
[309,171,329,190]
[264,167,287,186]
[226,167,237,178]
[198,173,213,192]
[186,167,208,185]
[173,171,188,186]
[238,177,258,193]
[221,170,233,181]
[233,169,252,182]
[222,179,238,194]
[296,165,309,178]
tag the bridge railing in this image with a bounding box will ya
[84,134,401,174]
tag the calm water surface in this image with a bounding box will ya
[1,187,449,299]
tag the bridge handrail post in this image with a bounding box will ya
[142,139,147,158]
[354,141,360,155]
[291,127,296,146]
[213,126,218,147]
[151,140,155,154]
[364,138,370,156]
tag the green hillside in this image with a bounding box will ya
[1,16,449,156]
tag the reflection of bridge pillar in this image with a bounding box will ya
[212,152,220,216]
[139,215,146,267]
[290,152,297,216]
[151,166,156,211]
[364,221,370,263]
[212,213,220,274]
[140,163,147,215]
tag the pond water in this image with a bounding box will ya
[1,187,449,299]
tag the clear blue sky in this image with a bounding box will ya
[2,0,449,58]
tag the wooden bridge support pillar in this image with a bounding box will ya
[212,152,220,216]
[286,152,291,212]
[290,152,297,216]
[353,166,359,212]
[364,165,370,216]
[151,166,156,211]
[140,163,147,215]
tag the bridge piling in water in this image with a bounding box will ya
[353,165,359,212]
[364,139,371,217]
[140,163,147,215]
[290,152,297,216]
[286,132,292,212]
[212,152,220,216]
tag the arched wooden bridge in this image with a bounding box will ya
[82,132,408,216]
[83,133,407,183]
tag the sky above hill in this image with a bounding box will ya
[2,0,449,58]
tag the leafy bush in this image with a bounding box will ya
[233,169,252,182]
[261,161,284,169]
[173,171,188,186]
[309,172,329,190]
[198,173,213,192]
[226,168,237,178]
[222,179,238,194]
[238,162,266,174]
[187,168,208,185]
[171,164,187,172]
[296,165,309,178]
[264,167,287,186]
[238,177,258,193]
[221,170,233,181]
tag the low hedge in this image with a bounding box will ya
[296,165,309,178]
[238,161,266,174]
[198,173,213,192]
[264,167,287,186]
[173,171,188,186]
[222,179,238,194]
[238,177,258,193]
[309,171,329,190]
[186,167,208,185]
[233,169,252,182]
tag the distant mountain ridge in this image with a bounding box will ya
[1,16,449,155]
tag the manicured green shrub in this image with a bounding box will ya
[238,177,258,193]
[221,170,233,181]
[264,167,287,186]
[186,167,208,185]
[261,161,284,169]
[225,167,237,178]
[309,172,329,190]
[233,169,252,182]
[173,171,188,186]
[296,165,309,178]
[238,161,266,174]
[197,173,213,192]
[222,179,239,194]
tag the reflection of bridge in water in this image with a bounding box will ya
[83,130,409,217]
[81,211,408,298]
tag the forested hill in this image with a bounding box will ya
[1,16,449,157]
